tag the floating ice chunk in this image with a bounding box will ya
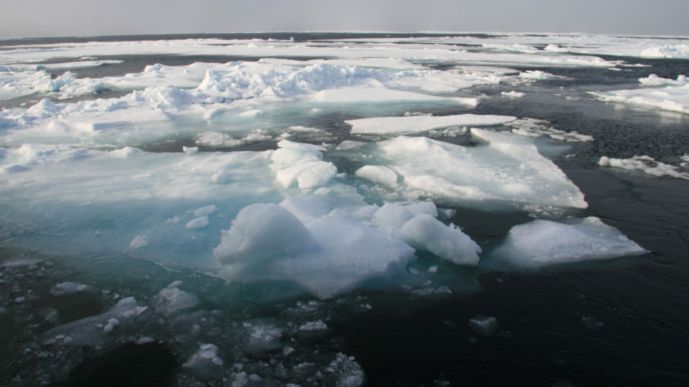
[271,140,337,190]
[401,214,480,265]
[355,165,398,187]
[245,322,284,354]
[130,234,148,249]
[299,320,328,331]
[639,74,687,87]
[277,161,338,190]
[327,353,365,387]
[599,155,689,180]
[469,315,499,336]
[109,146,143,159]
[371,202,480,265]
[369,131,587,210]
[103,318,119,333]
[492,217,647,268]
[544,44,569,53]
[483,43,539,53]
[373,202,438,230]
[193,205,216,217]
[271,140,323,164]
[195,132,242,147]
[347,114,516,135]
[591,81,689,114]
[310,87,478,107]
[184,343,224,378]
[183,146,199,154]
[50,282,88,296]
[215,201,416,298]
[519,70,559,80]
[186,216,210,229]
[640,44,689,59]
[501,91,525,98]
[213,203,316,265]
[510,118,593,142]
[42,297,147,346]
[154,283,199,315]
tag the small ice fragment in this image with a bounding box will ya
[50,282,88,296]
[154,284,199,315]
[299,320,328,331]
[186,216,209,229]
[183,146,199,154]
[501,91,525,98]
[103,318,119,333]
[469,315,499,336]
[193,205,216,217]
[136,336,155,344]
[130,234,148,249]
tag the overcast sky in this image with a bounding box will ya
[2,0,688,38]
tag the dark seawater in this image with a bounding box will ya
[1,33,689,386]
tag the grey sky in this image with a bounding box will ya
[2,0,688,38]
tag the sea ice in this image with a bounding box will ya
[355,165,399,187]
[50,282,88,296]
[356,130,587,210]
[271,140,337,190]
[492,217,647,268]
[42,297,147,346]
[599,155,689,180]
[346,114,516,135]
[154,282,200,315]
[510,118,593,142]
[501,91,525,98]
[591,74,689,114]
[469,315,499,336]
[214,196,480,298]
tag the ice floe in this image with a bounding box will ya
[355,130,587,210]
[42,297,147,346]
[599,155,689,180]
[491,217,647,268]
[591,74,689,114]
[214,197,480,298]
[346,114,516,135]
[510,118,593,142]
